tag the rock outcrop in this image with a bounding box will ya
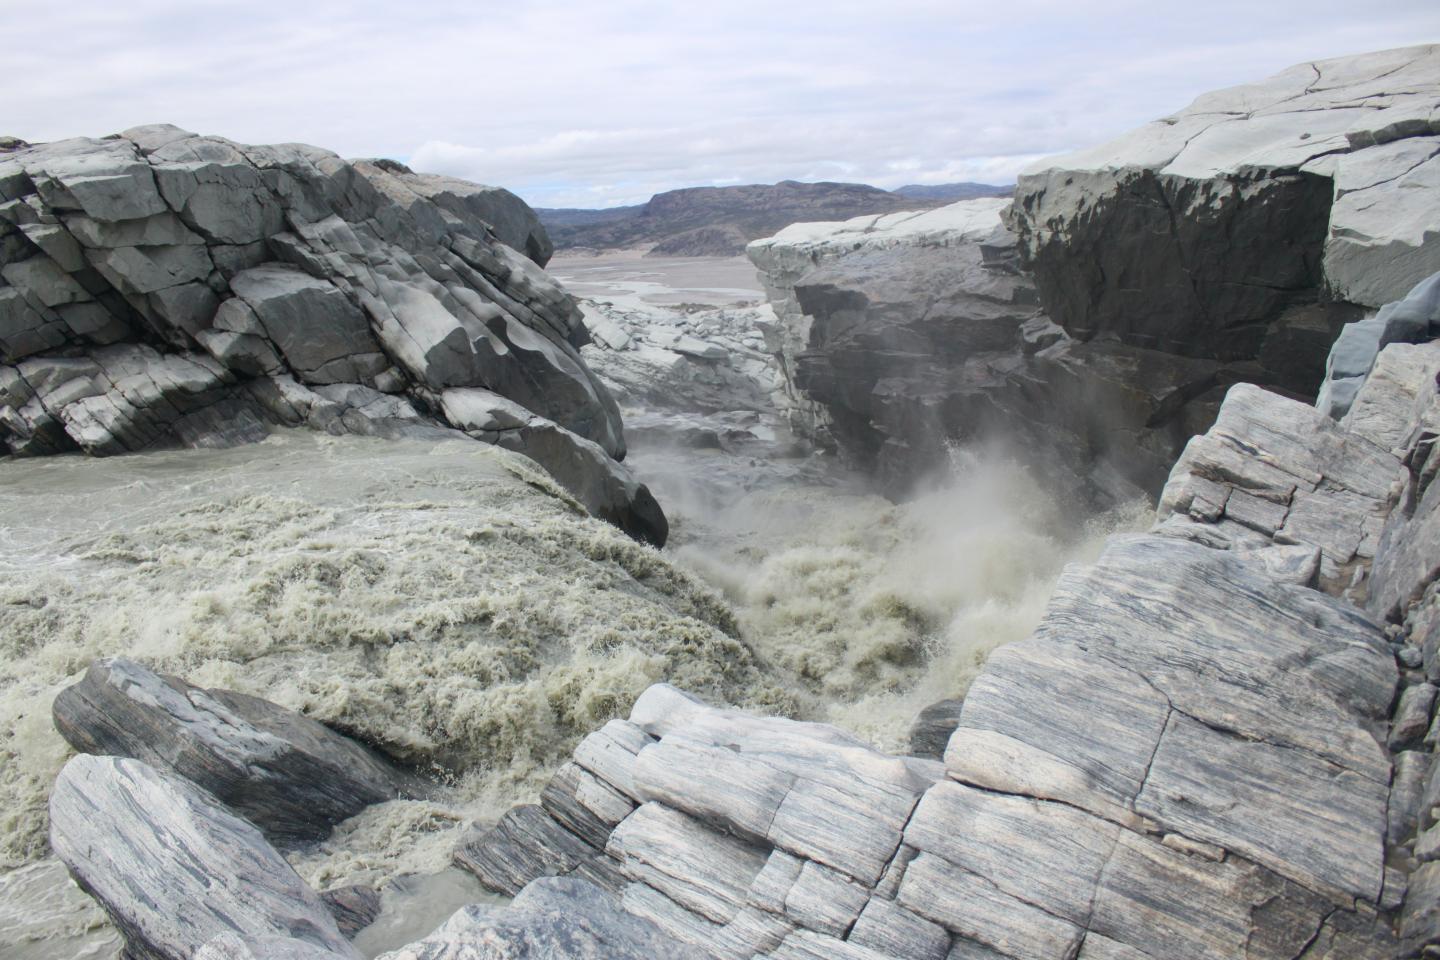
[49,755,360,960]
[51,657,417,847]
[747,46,1440,502]
[0,126,666,544]
[448,272,1440,958]
[747,200,1217,499]
[1008,44,1439,375]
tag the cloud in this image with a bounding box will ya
[6,1,1439,207]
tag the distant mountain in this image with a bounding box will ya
[893,182,1014,202]
[536,179,1012,256]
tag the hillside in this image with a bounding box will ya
[536,179,1012,255]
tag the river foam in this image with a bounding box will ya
[0,431,773,890]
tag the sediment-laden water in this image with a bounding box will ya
[0,255,1144,959]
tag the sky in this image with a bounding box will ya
[6,1,1440,209]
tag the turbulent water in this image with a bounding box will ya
[1,254,1145,959]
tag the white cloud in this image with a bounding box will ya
[5,1,1439,207]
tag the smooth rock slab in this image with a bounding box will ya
[949,533,1396,905]
[51,657,415,847]
[49,755,358,960]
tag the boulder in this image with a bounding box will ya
[440,387,666,545]
[1318,270,1440,419]
[52,657,416,846]
[319,885,383,940]
[0,127,659,542]
[49,754,358,960]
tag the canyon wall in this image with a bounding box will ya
[750,44,1440,503]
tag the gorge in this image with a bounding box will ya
[3,41,1440,960]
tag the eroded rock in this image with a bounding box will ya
[52,657,416,846]
[49,755,358,960]
[0,126,662,542]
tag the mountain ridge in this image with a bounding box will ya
[536,179,1013,255]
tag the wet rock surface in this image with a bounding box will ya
[49,755,359,960]
[0,126,664,542]
[52,657,416,847]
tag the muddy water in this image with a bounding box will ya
[1,254,1143,958]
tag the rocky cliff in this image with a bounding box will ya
[0,125,665,543]
[748,201,1215,501]
[748,44,1440,504]
[1008,44,1439,374]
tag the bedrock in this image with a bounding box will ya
[1009,44,1440,363]
[0,125,666,544]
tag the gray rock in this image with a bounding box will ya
[441,387,668,546]
[49,754,358,960]
[1009,46,1440,377]
[360,161,554,266]
[746,196,1248,501]
[1391,750,1430,847]
[1341,340,1440,452]
[948,533,1395,905]
[541,760,637,850]
[196,934,346,960]
[606,801,768,924]
[847,896,951,960]
[0,129,660,543]
[229,266,382,385]
[1158,382,1402,598]
[320,885,382,940]
[1402,861,1440,954]
[1319,271,1440,419]
[52,657,415,847]
[453,803,599,896]
[908,698,965,760]
[779,859,868,937]
[1393,683,1439,750]
[374,877,707,960]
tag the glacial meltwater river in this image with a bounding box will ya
[0,254,1145,959]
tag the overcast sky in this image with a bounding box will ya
[7,2,1439,208]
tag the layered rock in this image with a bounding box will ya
[374,877,707,960]
[49,755,359,960]
[447,294,1440,956]
[1008,44,1439,374]
[747,199,1217,498]
[0,126,665,543]
[456,559,1401,958]
[51,657,417,847]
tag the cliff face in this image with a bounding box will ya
[0,125,665,543]
[1008,44,1440,366]
[748,45,1440,504]
[747,201,1225,502]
